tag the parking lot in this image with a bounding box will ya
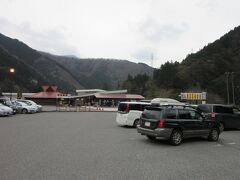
[1,112,240,180]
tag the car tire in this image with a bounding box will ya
[169,129,183,146]
[133,119,140,127]
[22,109,28,114]
[219,122,225,132]
[208,128,219,141]
[147,135,156,141]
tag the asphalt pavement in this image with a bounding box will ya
[0,112,240,180]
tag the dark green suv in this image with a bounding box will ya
[137,105,221,145]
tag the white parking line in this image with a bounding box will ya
[227,142,236,145]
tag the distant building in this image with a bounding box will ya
[10,87,145,106]
[2,92,35,99]
[75,89,144,106]
[26,85,65,105]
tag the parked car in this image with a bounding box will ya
[137,105,221,145]
[150,98,185,106]
[197,104,240,131]
[116,101,151,127]
[12,101,37,114]
[17,99,42,112]
[0,97,17,114]
[0,103,13,116]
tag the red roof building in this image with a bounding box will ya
[31,86,64,99]
[26,86,65,105]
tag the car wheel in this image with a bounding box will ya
[133,119,140,127]
[147,135,156,141]
[208,128,219,141]
[22,109,28,114]
[219,123,225,132]
[169,129,183,146]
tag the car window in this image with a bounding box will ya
[178,110,192,119]
[189,110,203,120]
[214,106,233,114]
[25,102,32,105]
[129,104,141,111]
[197,105,212,113]
[164,109,177,119]
[142,109,162,119]
[141,104,149,111]
[16,102,22,106]
[118,103,128,112]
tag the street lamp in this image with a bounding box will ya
[8,67,16,100]
[0,67,16,98]
[9,68,15,74]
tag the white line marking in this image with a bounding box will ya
[228,142,236,145]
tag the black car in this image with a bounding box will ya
[197,104,240,131]
[137,105,221,145]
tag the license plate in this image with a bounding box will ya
[145,122,150,127]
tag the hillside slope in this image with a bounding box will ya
[41,52,153,89]
[153,26,240,103]
[0,33,153,93]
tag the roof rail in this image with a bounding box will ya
[158,104,196,109]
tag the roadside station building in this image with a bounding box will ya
[75,89,145,107]
[21,87,145,106]
[26,85,66,105]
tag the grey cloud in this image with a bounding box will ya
[0,17,79,56]
[139,18,189,44]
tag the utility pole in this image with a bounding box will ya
[231,72,235,105]
[225,72,230,104]
[151,53,154,67]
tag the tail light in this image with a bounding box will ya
[211,112,216,120]
[158,118,165,128]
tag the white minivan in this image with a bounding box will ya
[150,98,184,106]
[116,101,151,127]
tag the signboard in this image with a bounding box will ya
[180,92,207,100]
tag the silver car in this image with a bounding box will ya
[17,100,42,112]
[12,101,37,114]
[0,103,13,116]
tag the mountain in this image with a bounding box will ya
[40,52,153,89]
[153,26,240,103]
[0,33,153,93]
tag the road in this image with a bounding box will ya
[0,112,240,180]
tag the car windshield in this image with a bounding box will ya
[18,101,30,106]
[24,101,32,105]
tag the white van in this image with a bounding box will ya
[116,101,151,127]
[150,98,185,106]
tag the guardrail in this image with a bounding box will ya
[55,105,106,112]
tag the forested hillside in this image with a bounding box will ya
[124,26,240,104]
[0,33,153,93]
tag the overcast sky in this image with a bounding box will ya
[0,0,239,67]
